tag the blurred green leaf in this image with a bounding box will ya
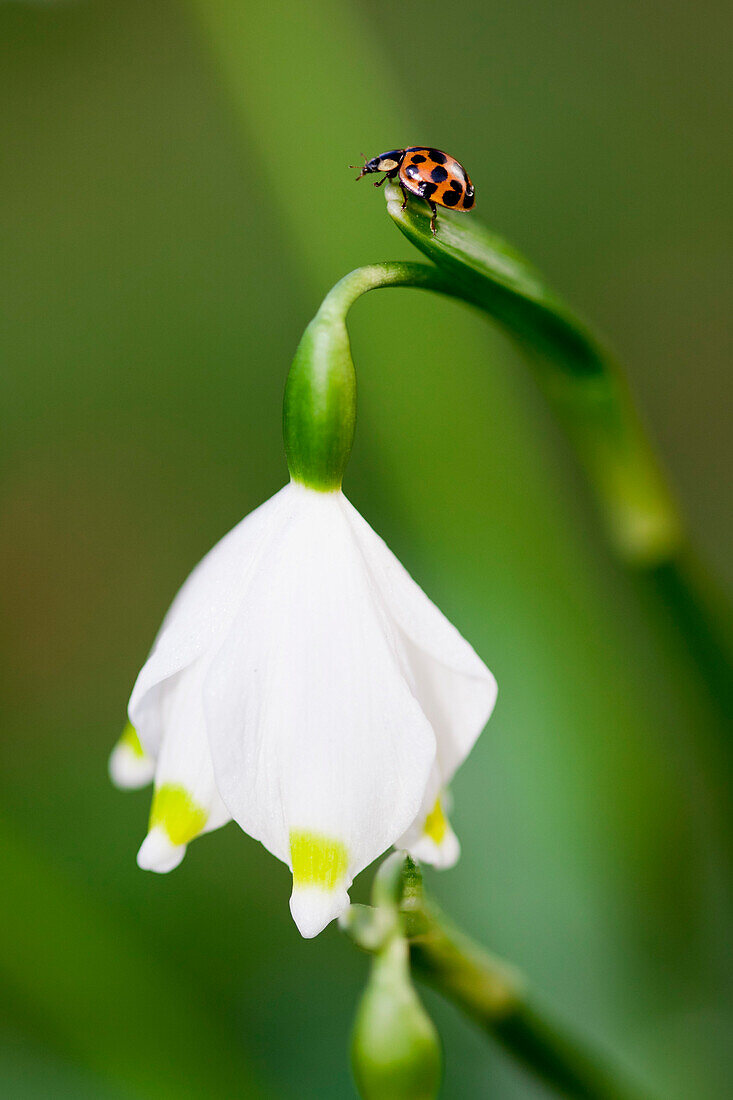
[0,828,265,1100]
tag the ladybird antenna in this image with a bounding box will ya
[349,156,370,181]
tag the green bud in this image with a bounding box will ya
[283,311,356,492]
[351,935,442,1100]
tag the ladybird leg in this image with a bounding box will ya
[373,174,387,188]
[429,202,438,235]
[399,182,409,211]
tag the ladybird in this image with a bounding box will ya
[352,147,475,234]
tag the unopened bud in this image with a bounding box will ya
[351,935,442,1100]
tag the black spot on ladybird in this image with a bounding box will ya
[428,150,447,164]
[449,179,463,192]
[430,165,448,183]
[419,181,438,199]
[410,154,426,163]
[404,163,421,180]
[442,189,460,206]
[463,192,475,209]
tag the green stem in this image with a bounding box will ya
[384,180,683,569]
[287,261,733,720]
[192,0,732,724]
[383,182,733,716]
[314,261,458,315]
[644,550,733,725]
[397,863,654,1100]
[283,262,473,490]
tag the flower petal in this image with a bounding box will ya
[289,831,351,938]
[399,795,461,870]
[137,824,187,874]
[129,487,289,756]
[136,658,230,873]
[204,486,437,936]
[108,722,155,790]
[342,495,497,785]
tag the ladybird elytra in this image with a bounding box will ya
[352,147,475,233]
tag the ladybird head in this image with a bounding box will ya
[351,150,405,179]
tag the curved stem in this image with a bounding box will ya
[283,262,478,490]
[397,862,655,1100]
[384,180,683,569]
[382,185,733,719]
[404,901,651,1100]
[304,263,733,727]
[343,856,655,1099]
[315,261,460,316]
[644,549,733,726]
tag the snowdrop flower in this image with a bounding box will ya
[112,265,497,937]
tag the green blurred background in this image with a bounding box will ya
[1,0,731,1096]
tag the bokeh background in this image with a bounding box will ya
[1,1,731,1096]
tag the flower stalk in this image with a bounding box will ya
[383,184,733,720]
[286,252,733,736]
[383,181,680,567]
[283,263,456,490]
[345,857,655,1100]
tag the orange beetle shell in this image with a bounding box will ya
[399,147,475,211]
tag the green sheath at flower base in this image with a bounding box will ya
[283,312,356,491]
[283,263,455,491]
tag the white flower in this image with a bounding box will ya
[118,482,496,938]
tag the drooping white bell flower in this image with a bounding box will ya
[114,263,498,937]
[124,481,496,937]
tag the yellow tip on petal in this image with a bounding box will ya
[137,826,187,873]
[109,722,155,790]
[423,799,448,846]
[289,832,351,935]
[289,830,348,890]
[290,883,350,938]
[149,783,208,846]
[120,721,145,758]
[407,798,461,870]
